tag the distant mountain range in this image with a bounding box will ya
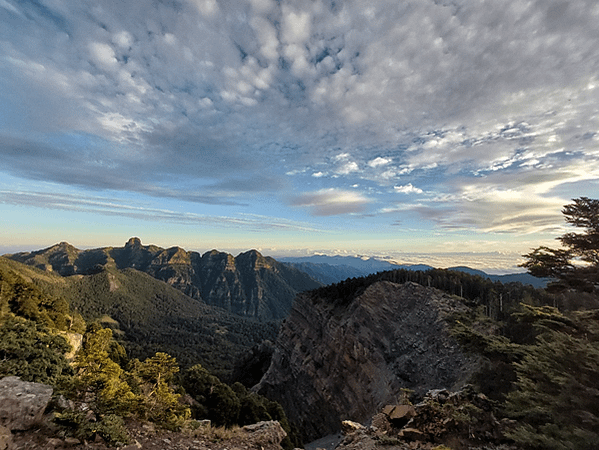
[280,255,548,288]
[7,237,321,321]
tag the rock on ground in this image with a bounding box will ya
[0,377,53,431]
[0,426,13,450]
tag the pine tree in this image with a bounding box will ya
[73,325,138,415]
[521,197,599,293]
[505,311,599,449]
[131,352,190,430]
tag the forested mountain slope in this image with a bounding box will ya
[0,256,277,375]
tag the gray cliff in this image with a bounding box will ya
[255,281,480,441]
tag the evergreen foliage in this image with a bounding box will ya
[72,324,138,416]
[39,266,279,376]
[182,364,302,449]
[309,265,554,317]
[505,309,599,450]
[0,257,84,331]
[0,314,72,385]
[0,258,80,386]
[130,352,190,430]
[521,197,599,293]
[53,410,131,446]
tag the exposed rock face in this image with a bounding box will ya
[7,239,321,320]
[0,376,53,431]
[60,332,83,361]
[255,281,480,440]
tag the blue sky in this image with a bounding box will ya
[1,0,598,273]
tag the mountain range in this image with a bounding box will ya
[280,255,548,288]
[7,237,321,321]
[3,238,586,448]
[3,239,548,376]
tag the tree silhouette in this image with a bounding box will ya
[521,197,599,293]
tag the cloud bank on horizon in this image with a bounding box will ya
[1,0,598,260]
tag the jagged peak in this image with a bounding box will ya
[125,237,142,248]
[239,249,263,257]
[155,246,191,264]
[41,241,79,255]
[237,249,274,270]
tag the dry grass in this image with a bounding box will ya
[184,421,242,442]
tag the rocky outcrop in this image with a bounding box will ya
[60,332,83,361]
[255,281,480,440]
[7,239,322,320]
[335,387,511,450]
[242,420,287,448]
[0,376,53,431]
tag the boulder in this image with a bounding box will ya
[242,421,287,447]
[386,405,416,424]
[0,377,53,431]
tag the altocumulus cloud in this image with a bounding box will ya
[0,0,598,235]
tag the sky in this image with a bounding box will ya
[1,0,598,274]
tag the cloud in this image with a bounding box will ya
[0,0,598,240]
[0,134,278,205]
[289,188,370,216]
[394,184,423,194]
[0,190,318,232]
[408,186,568,235]
[368,157,392,168]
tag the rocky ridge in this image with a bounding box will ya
[7,238,321,320]
[256,281,481,441]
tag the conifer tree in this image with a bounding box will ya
[505,321,599,449]
[131,352,190,429]
[521,197,599,293]
[73,325,138,415]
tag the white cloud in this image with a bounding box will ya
[188,0,219,17]
[335,161,359,175]
[0,190,318,232]
[368,157,391,168]
[112,31,133,49]
[281,6,311,44]
[289,188,370,216]
[1,0,598,240]
[394,184,423,194]
[89,42,119,72]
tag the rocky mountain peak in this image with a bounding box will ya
[125,237,142,248]
[237,250,273,270]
